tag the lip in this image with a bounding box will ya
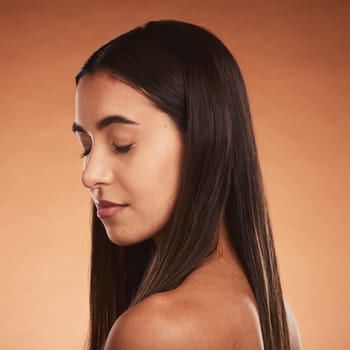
[94,199,129,219]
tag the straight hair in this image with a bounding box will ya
[76,20,290,350]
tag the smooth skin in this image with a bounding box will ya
[74,71,183,246]
[74,72,303,350]
[104,232,303,350]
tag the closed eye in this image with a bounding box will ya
[112,143,134,154]
[79,143,133,158]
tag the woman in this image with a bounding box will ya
[72,20,302,350]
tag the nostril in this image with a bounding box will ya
[81,165,114,189]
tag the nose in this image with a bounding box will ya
[81,150,114,189]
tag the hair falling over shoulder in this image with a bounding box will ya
[76,20,290,350]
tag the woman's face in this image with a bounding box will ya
[73,71,183,246]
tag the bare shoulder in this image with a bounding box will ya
[104,288,264,350]
[103,292,196,350]
[284,300,303,350]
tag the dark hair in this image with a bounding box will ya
[76,20,290,350]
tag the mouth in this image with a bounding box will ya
[97,199,128,208]
[94,199,129,219]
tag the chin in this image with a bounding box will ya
[105,227,153,247]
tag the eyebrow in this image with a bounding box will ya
[72,115,140,133]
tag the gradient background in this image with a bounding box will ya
[0,0,349,349]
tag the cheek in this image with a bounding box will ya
[124,140,182,219]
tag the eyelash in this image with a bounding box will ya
[79,143,133,158]
[112,143,133,155]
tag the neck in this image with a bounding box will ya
[210,218,244,271]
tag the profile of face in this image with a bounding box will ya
[74,71,184,246]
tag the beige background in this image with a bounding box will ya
[0,0,349,349]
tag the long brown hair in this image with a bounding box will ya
[75,20,290,350]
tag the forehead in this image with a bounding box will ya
[75,71,167,129]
